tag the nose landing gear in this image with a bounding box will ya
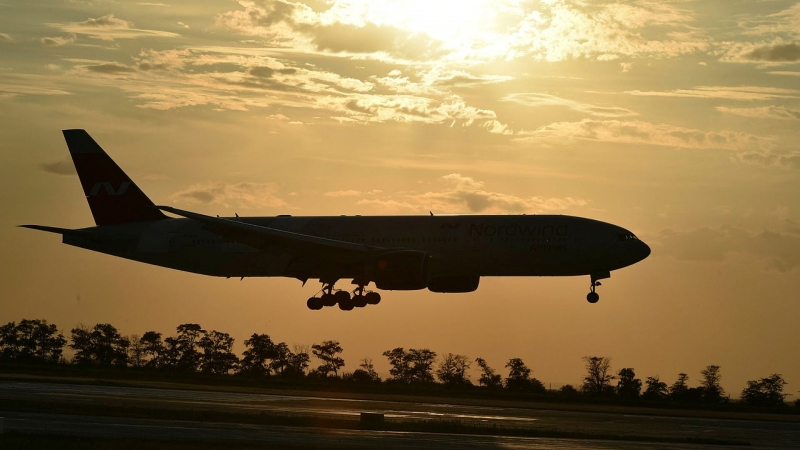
[587,282,600,304]
[586,272,610,304]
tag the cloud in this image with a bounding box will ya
[626,86,800,101]
[85,63,137,74]
[219,0,709,64]
[49,13,181,40]
[356,174,586,214]
[515,119,765,152]
[656,225,800,272]
[171,182,288,210]
[0,33,15,43]
[741,43,800,62]
[0,74,71,97]
[319,93,505,129]
[40,160,76,175]
[717,106,800,120]
[735,3,800,39]
[735,151,800,170]
[503,92,638,118]
[41,35,77,47]
[720,41,800,64]
[769,71,800,77]
[324,190,362,197]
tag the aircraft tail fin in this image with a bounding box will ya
[63,129,166,226]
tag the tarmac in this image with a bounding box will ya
[1,381,798,449]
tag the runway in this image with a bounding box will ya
[1,381,798,449]
[0,411,738,450]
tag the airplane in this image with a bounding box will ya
[21,130,651,311]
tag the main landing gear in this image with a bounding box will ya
[306,281,381,311]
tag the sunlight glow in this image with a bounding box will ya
[323,0,520,54]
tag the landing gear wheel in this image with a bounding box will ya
[307,297,323,310]
[365,292,381,305]
[334,290,351,304]
[321,292,336,307]
[586,292,600,304]
[338,296,355,311]
[353,294,368,308]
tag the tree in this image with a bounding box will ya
[558,384,579,398]
[70,323,129,367]
[383,348,411,383]
[173,324,205,371]
[436,353,471,386]
[700,365,725,403]
[642,376,669,401]
[0,319,65,363]
[670,373,690,399]
[270,342,292,375]
[350,358,381,383]
[128,334,145,368]
[199,330,239,375]
[311,340,345,377]
[240,333,277,375]
[741,374,789,407]
[616,368,642,400]
[162,336,181,369]
[382,347,436,383]
[505,358,532,390]
[407,348,437,383]
[139,331,165,368]
[582,356,615,396]
[285,347,310,377]
[475,358,503,388]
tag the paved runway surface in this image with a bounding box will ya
[1,381,799,449]
[0,411,737,450]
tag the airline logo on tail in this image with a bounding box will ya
[89,181,130,197]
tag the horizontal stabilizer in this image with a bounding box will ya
[18,224,77,235]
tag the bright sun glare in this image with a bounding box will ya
[328,0,505,49]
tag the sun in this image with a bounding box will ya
[327,0,506,51]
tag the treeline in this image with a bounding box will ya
[0,319,795,409]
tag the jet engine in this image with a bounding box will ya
[372,250,430,290]
[427,276,480,293]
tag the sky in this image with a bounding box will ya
[1,0,799,396]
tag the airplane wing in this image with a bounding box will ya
[157,206,375,256]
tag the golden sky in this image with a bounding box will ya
[2,0,800,394]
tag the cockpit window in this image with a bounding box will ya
[618,234,639,241]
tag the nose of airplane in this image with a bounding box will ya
[634,239,651,262]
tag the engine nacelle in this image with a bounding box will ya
[372,250,430,290]
[427,276,480,293]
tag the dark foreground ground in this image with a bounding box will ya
[0,379,798,449]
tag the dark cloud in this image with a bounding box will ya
[138,62,169,71]
[179,190,215,203]
[742,43,800,62]
[248,66,275,78]
[86,63,136,74]
[40,160,76,175]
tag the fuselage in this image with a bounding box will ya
[63,214,651,284]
